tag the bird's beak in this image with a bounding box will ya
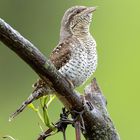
[85,6,97,14]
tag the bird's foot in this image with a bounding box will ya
[80,95,94,111]
[64,77,75,89]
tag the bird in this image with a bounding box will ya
[9,6,98,121]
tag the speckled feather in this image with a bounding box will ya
[54,36,97,87]
[33,35,97,89]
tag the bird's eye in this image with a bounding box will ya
[76,8,86,14]
[76,10,81,14]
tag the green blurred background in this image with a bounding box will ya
[0,0,140,139]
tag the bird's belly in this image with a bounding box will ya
[59,59,87,87]
[59,50,97,87]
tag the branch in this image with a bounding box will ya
[0,18,120,140]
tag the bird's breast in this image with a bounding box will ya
[84,36,98,78]
[59,36,97,87]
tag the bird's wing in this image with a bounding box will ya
[49,38,78,70]
[33,38,79,88]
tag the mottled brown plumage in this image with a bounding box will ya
[9,6,97,120]
[50,40,72,70]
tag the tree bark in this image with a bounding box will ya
[0,18,120,140]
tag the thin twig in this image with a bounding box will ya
[75,121,81,140]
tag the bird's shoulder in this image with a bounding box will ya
[49,37,81,69]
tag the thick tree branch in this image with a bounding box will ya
[0,18,120,140]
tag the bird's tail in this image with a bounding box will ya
[9,86,49,121]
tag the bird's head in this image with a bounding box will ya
[60,6,96,40]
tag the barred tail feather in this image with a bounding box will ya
[9,87,47,121]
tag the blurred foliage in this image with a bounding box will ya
[0,0,140,140]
